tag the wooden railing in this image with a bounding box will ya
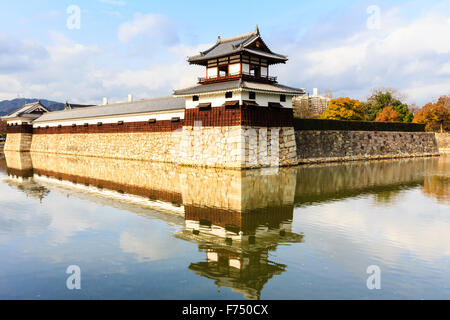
[198,73,277,84]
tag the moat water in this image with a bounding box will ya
[0,152,448,300]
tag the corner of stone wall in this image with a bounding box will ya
[435,132,450,154]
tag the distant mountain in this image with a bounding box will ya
[0,98,65,116]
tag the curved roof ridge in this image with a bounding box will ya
[218,30,257,44]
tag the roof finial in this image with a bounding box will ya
[255,25,260,35]
[217,35,221,42]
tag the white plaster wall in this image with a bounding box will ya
[33,111,185,128]
[185,90,293,109]
[185,92,243,109]
[242,91,293,109]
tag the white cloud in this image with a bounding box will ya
[0,33,48,73]
[277,2,450,104]
[293,190,450,278]
[0,25,209,104]
[118,13,178,45]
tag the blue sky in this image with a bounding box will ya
[0,0,449,105]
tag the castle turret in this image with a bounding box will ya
[173,28,304,168]
[188,26,287,85]
[174,27,305,111]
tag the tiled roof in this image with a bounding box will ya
[34,96,185,123]
[2,101,49,120]
[188,28,287,64]
[65,103,95,110]
[174,80,305,96]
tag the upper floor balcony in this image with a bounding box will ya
[198,72,277,85]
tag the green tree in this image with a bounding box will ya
[364,88,413,122]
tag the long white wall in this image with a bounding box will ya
[32,110,185,128]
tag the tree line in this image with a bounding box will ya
[0,120,6,138]
[314,88,449,133]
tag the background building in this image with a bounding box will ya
[293,88,331,118]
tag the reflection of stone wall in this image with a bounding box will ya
[30,153,184,197]
[4,151,33,171]
[294,158,435,205]
[180,168,242,210]
[423,155,449,203]
[296,130,439,163]
[435,133,450,154]
[25,153,297,213]
[4,133,33,152]
[240,169,296,211]
[180,167,297,212]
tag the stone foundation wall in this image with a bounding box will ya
[29,125,297,168]
[295,130,439,163]
[4,133,33,152]
[8,124,439,168]
[178,126,297,168]
[435,133,450,154]
[30,131,182,163]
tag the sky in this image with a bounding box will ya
[0,0,449,105]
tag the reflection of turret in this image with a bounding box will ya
[176,202,303,300]
[2,152,302,299]
[189,246,287,300]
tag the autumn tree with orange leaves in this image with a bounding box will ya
[375,106,401,122]
[321,97,364,121]
[413,95,450,132]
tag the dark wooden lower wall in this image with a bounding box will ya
[33,168,183,205]
[33,120,183,135]
[184,106,294,127]
[8,106,294,135]
[6,124,33,134]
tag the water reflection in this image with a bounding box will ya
[293,159,443,205]
[0,152,448,299]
